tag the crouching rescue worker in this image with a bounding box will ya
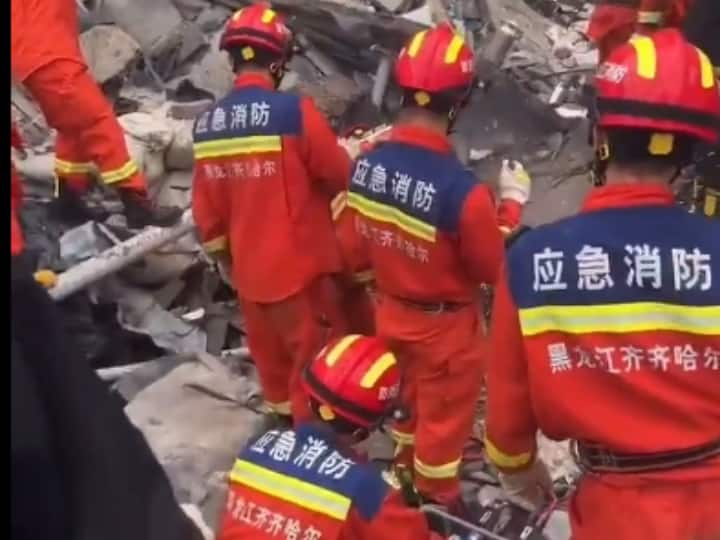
[485,29,720,539]
[11,0,180,228]
[338,23,532,506]
[216,335,445,540]
[192,4,352,424]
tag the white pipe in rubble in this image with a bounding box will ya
[50,209,195,301]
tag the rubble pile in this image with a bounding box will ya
[11,1,605,536]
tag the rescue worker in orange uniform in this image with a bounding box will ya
[216,335,446,540]
[587,0,691,61]
[11,0,180,228]
[192,4,352,424]
[339,24,532,505]
[485,29,720,539]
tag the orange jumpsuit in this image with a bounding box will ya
[486,184,720,540]
[588,0,690,61]
[11,0,146,194]
[192,72,351,422]
[332,191,376,335]
[340,125,521,503]
[217,423,444,540]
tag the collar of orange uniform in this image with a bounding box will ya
[581,183,676,212]
[388,124,453,154]
[234,72,275,90]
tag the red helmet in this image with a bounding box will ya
[395,23,475,103]
[302,335,401,429]
[220,3,292,56]
[595,29,719,144]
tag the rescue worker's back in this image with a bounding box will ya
[193,77,347,303]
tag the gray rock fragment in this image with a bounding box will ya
[79,25,141,85]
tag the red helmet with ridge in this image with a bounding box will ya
[220,3,292,57]
[394,23,475,108]
[302,335,401,429]
[595,29,719,144]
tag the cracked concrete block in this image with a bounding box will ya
[99,0,184,57]
[165,118,196,171]
[125,359,264,513]
[79,25,141,85]
[119,112,174,185]
[188,49,234,100]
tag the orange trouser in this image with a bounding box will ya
[570,473,720,539]
[377,295,485,503]
[240,276,348,423]
[11,0,145,193]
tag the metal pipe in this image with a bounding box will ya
[50,210,195,301]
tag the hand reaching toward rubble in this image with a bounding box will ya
[499,159,532,205]
[498,458,553,512]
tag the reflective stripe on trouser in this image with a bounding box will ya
[22,59,146,193]
[380,297,485,503]
[239,276,348,425]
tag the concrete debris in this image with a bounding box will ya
[124,355,264,528]
[104,279,208,354]
[185,35,234,100]
[79,25,141,86]
[60,221,113,266]
[118,111,175,185]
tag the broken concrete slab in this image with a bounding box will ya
[79,25,141,86]
[124,355,264,527]
[186,35,234,100]
[295,74,365,121]
[119,111,174,185]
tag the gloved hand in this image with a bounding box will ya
[498,159,532,205]
[498,458,553,511]
[33,269,58,289]
[338,137,363,160]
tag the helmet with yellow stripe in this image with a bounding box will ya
[220,3,293,75]
[394,23,475,118]
[302,335,401,433]
[593,29,719,181]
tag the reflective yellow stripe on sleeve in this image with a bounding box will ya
[352,269,375,284]
[347,192,436,242]
[484,436,533,470]
[331,191,348,221]
[518,302,720,337]
[203,236,228,253]
[230,459,351,520]
[391,429,415,446]
[101,160,139,185]
[265,401,291,415]
[414,457,461,479]
[193,135,282,159]
[54,158,94,175]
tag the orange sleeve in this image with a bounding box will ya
[457,185,505,286]
[497,199,523,236]
[332,192,372,283]
[298,97,352,195]
[485,267,538,472]
[191,163,227,254]
[346,490,445,540]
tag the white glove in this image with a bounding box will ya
[499,159,532,205]
[498,458,553,511]
[338,137,362,160]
